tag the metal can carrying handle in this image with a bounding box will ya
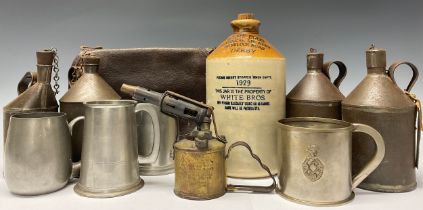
[17,71,37,95]
[388,62,421,167]
[322,61,347,88]
[351,123,385,189]
[135,103,161,164]
[388,61,419,92]
[226,141,276,193]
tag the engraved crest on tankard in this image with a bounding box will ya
[302,145,324,182]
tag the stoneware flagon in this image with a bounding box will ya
[206,13,285,178]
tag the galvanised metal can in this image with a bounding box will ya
[287,48,346,119]
[342,45,420,193]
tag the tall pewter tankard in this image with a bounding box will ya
[122,84,177,175]
[60,55,120,162]
[287,48,346,119]
[4,112,80,195]
[342,45,421,192]
[71,100,160,198]
[277,117,385,206]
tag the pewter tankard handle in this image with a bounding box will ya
[226,141,276,193]
[351,123,385,189]
[322,61,347,88]
[388,61,419,92]
[68,116,85,179]
[17,71,37,94]
[135,103,161,164]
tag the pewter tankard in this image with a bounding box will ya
[4,112,80,195]
[136,103,177,175]
[71,100,160,198]
[277,117,385,206]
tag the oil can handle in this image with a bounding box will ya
[17,71,37,95]
[322,61,347,88]
[226,141,276,193]
[68,116,85,179]
[135,103,161,164]
[351,123,385,189]
[388,61,419,92]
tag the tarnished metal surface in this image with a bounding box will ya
[342,45,419,192]
[136,103,177,176]
[17,71,37,95]
[60,56,120,162]
[4,112,80,195]
[120,85,276,199]
[286,49,346,119]
[342,107,416,192]
[174,139,276,200]
[277,117,385,206]
[174,139,226,200]
[3,49,58,145]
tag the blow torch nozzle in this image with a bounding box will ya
[121,83,212,126]
[120,84,137,96]
[121,83,162,106]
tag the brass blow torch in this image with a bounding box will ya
[121,83,276,200]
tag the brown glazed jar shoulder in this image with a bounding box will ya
[342,73,415,110]
[207,33,284,59]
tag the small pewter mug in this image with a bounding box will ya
[4,112,80,195]
[136,103,177,175]
[71,100,160,198]
[276,117,385,206]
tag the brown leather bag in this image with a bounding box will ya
[68,47,213,137]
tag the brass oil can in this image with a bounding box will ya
[206,13,285,178]
[342,45,421,192]
[3,49,59,144]
[287,48,346,119]
[119,84,276,200]
[60,56,120,162]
